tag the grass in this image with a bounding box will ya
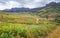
[0,12,36,23]
[46,26,60,38]
[0,22,56,38]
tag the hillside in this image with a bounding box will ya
[36,6,60,23]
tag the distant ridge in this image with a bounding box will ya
[46,2,60,7]
[2,2,60,12]
[2,7,42,12]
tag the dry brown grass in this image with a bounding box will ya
[46,26,60,38]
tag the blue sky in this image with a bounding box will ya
[0,0,60,10]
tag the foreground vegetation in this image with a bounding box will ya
[46,26,60,38]
[0,22,56,38]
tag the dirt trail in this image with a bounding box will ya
[46,26,60,38]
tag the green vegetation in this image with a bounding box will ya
[0,22,56,38]
[0,12,36,24]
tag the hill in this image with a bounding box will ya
[36,5,60,23]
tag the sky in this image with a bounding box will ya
[0,0,60,10]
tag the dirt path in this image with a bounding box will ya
[46,26,60,38]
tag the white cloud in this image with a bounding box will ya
[0,1,21,10]
[0,0,60,10]
[0,3,7,10]
[6,1,20,9]
[34,0,42,2]
[23,0,46,8]
[0,0,45,10]
[24,4,36,8]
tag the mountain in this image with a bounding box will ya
[36,2,60,23]
[46,2,60,7]
[2,7,42,12]
[2,2,60,12]
[3,8,30,12]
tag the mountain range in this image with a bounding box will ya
[2,2,60,12]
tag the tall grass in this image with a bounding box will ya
[0,22,56,38]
